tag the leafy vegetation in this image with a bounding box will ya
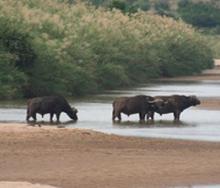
[80,0,220,30]
[178,0,220,28]
[0,0,214,99]
[205,35,220,59]
[108,0,150,13]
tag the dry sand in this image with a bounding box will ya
[0,60,220,188]
[0,124,220,188]
[0,181,58,188]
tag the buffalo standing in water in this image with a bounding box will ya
[112,95,163,121]
[147,95,200,121]
[26,96,78,122]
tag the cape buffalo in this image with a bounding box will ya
[112,95,163,121]
[147,95,200,121]
[26,96,78,122]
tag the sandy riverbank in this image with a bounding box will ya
[1,60,220,188]
[0,124,220,188]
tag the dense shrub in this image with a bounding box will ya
[0,17,32,98]
[25,40,66,97]
[109,0,126,12]
[178,1,220,28]
[108,0,150,13]
[204,35,220,59]
[0,0,214,99]
[154,0,178,18]
[65,0,150,13]
[154,0,169,14]
[157,36,213,77]
[0,52,27,99]
[96,64,129,89]
[60,63,98,96]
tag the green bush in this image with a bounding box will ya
[0,52,27,99]
[0,0,214,99]
[205,35,220,59]
[109,0,126,12]
[0,17,36,71]
[157,35,213,77]
[26,41,66,97]
[155,0,170,13]
[96,64,129,89]
[60,63,98,96]
[108,0,150,13]
[178,1,220,28]
[0,17,33,98]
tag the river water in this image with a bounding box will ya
[1,80,220,142]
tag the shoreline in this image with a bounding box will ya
[0,60,220,188]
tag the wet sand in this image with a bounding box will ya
[1,60,220,188]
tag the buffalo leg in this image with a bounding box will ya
[26,114,30,121]
[113,110,121,121]
[174,111,181,121]
[26,108,30,121]
[32,113,37,122]
[56,113,61,122]
[139,112,145,122]
[114,111,121,121]
[147,111,154,120]
[117,113,121,121]
[50,113,54,122]
[112,109,116,121]
[113,110,122,121]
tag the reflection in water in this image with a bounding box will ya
[27,120,77,128]
[112,120,194,128]
[0,80,220,141]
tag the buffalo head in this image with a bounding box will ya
[189,95,200,106]
[68,107,78,121]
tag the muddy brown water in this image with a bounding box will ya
[1,80,220,142]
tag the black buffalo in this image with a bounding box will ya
[26,96,78,122]
[147,95,200,121]
[112,95,163,121]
